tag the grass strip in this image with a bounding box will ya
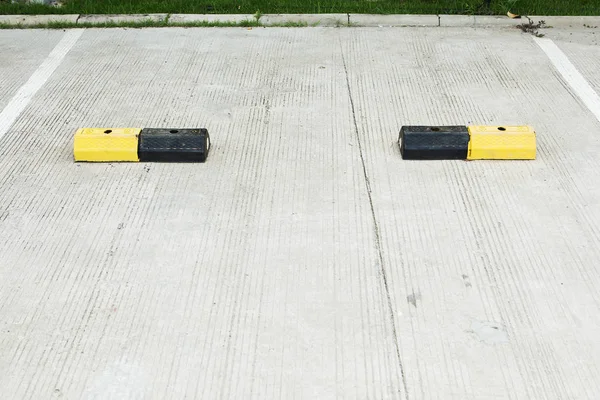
[2,0,600,16]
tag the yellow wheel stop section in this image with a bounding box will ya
[467,125,536,160]
[73,128,141,162]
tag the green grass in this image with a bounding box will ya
[1,0,600,16]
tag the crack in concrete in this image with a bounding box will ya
[338,36,410,400]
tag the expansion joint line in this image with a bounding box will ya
[339,38,410,399]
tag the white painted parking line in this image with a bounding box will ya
[0,29,84,139]
[535,36,600,123]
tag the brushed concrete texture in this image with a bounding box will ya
[554,36,600,93]
[1,27,600,399]
[338,27,600,399]
[0,30,64,111]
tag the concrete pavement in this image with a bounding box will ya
[1,25,600,399]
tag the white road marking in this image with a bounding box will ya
[534,36,600,123]
[0,29,84,139]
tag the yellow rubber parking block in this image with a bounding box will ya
[467,125,536,160]
[73,128,141,162]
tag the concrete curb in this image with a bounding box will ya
[260,14,347,27]
[439,15,600,28]
[350,14,438,27]
[439,15,523,27]
[474,15,523,26]
[169,14,254,24]
[0,14,79,25]
[439,15,475,27]
[527,15,600,27]
[1,14,599,28]
[77,14,167,24]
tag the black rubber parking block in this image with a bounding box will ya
[399,126,469,160]
[138,128,210,162]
